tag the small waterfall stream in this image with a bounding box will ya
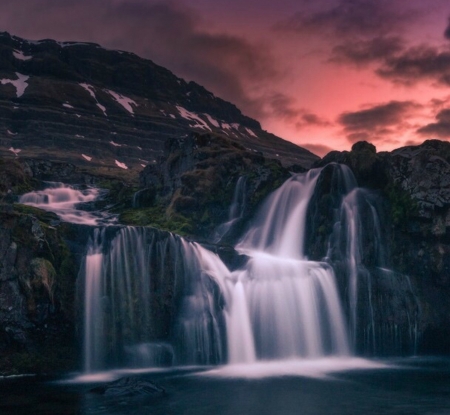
[18,167,421,372]
[18,182,113,225]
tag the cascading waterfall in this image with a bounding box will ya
[81,226,228,371]
[19,182,111,225]
[18,167,421,372]
[325,171,420,355]
[225,169,351,362]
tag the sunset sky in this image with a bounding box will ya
[2,0,450,155]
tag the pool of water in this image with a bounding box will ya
[1,358,450,415]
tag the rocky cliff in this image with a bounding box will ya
[125,132,290,239]
[315,140,450,355]
[0,160,84,375]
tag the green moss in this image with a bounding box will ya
[384,182,418,227]
[13,204,59,224]
[119,206,194,236]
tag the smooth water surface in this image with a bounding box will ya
[2,358,450,415]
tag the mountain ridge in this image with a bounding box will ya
[0,31,318,179]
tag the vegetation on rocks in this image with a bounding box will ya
[124,132,290,239]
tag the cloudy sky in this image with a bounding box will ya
[2,0,450,155]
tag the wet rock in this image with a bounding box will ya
[90,376,166,398]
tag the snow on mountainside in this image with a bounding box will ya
[0,32,318,178]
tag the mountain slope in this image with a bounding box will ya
[0,32,318,179]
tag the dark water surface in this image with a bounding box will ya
[1,358,450,415]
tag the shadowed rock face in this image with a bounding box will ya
[0,31,318,178]
[315,140,450,355]
[133,132,291,239]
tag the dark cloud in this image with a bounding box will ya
[338,101,420,143]
[0,0,278,119]
[417,108,450,137]
[295,113,331,129]
[376,45,450,86]
[330,36,405,65]
[266,93,331,130]
[274,0,450,93]
[445,17,450,39]
[275,0,417,39]
[268,93,303,120]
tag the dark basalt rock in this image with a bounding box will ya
[128,132,291,239]
[315,139,450,355]
[90,376,166,398]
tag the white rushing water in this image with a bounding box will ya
[19,182,114,225]
[82,227,229,371]
[225,169,350,362]
[213,175,247,242]
[79,167,354,372]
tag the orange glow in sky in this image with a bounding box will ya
[1,0,450,156]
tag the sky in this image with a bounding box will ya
[2,0,450,155]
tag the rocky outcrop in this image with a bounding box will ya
[0,204,79,375]
[0,158,82,375]
[125,132,291,239]
[317,140,450,355]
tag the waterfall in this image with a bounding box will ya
[325,174,420,355]
[81,226,228,371]
[18,165,421,371]
[19,182,113,225]
[225,169,351,362]
[213,176,247,243]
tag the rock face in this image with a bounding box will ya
[317,140,450,354]
[0,159,87,375]
[125,132,291,239]
[90,376,166,398]
[0,204,79,374]
[0,31,318,176]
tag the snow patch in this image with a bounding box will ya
[82,154,92,161]
[75,114,81,118]
[13,50,32,61]
[106,90,137,115]
[176,106,211,131]
[58,41,93,48]
[75,134,84,138]
[8,147,21,156]
[96,103,107,115]
[1,73,29,97]
[140,164,146,168]
[115,160,128,170]
[204,114,220,128]
[63,103,74,109]
[169,114,175,119]
[7,130,17,136]
[110,141,121,147]
[245,127,257,138]
[79,83,107,116]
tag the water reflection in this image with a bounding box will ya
[2,358,450,415]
